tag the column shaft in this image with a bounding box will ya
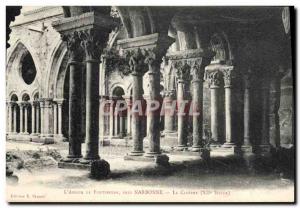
[84,60,100,160]
[224,87,233,144]
[164,93,175,133]
[130,74,144,155]
[68,62,83,158]
[177,80,188,149]
[109,100,114,138]
[31,104,36,134]
[8,103,13,133]
[36,105,40,133]
[13,105,17,133]
[24,105,28,133]
[192,79,204,151]
[243,86,251,146]
[57,103,63,135]
[19,105,23,133]
[53,103,58,135]
[146,67,161,156]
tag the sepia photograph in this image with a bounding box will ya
[5,5,294,203]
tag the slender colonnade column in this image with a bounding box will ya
[174,61,190,150]
[222,66,235,147]
[206,70,222,144]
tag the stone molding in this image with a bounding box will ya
[52,12,116,35]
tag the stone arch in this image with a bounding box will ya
[110,83,126,96]
[7,40,41,85]
[112,86,125,97]
[45,40,68,99]
[10,93,18,101]
[21,92,30,101]
[32,90,39,100]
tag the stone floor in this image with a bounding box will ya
[6,141,295,202]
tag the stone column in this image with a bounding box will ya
[190,58,212,152]
[18,102,24,134]
[36,103,40,134]
[53,102,58,135]
[24,103,29,134]
[56,99,64,137]
[81,28,104,161]
[7,102,13,134]
[144,52,164,157]
[174,61,190,150]
[109,97,115,139]
[129,64,146,156]
[260,76,271,153]
[206,70,222,144]
[222,66,236,147]
[243,71,252,147]
[61,31,83,159]
[114,108,119,137]
[39,98,54,144]
[13,104,17,133]
[31,101,36,134]
[123,96,132,136]
[163,91,176,134]
[119,33,174,160]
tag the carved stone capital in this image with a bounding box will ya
[127,48,148,76]
[62,31,83,62]
[54,98,65,106]
[190,58,211,82]
[80,28,109,61]
[206,70,222,88]
[172,60,191,82]
[117,33,175,76]
[39,98,53,108]
[221,66,235,88]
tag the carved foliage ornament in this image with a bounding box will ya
[207,71,221,87]
[173,61,191,81]
[80,28,109,61]
[62,31,83,62]
[62,29,109,62]
[190,58,211,81]
[222,66,235,87]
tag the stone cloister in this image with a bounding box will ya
[6,6,293,168]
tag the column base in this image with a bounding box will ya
[110,135,120,139]
[213,143,241,156]
[30,133,40,142]
[54,134,65,142]
[33,134,54,144]
[81,155,101,164]
[58,159,90,170]
[13,133,31,142]
[191,145,204,152]
[7,133,19,141]
[127,150,145,157]
[124,153,169,165]
[241,145,254,154]
[165,131,178,139]
[99,138,111,146]
[176,145,188,151]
